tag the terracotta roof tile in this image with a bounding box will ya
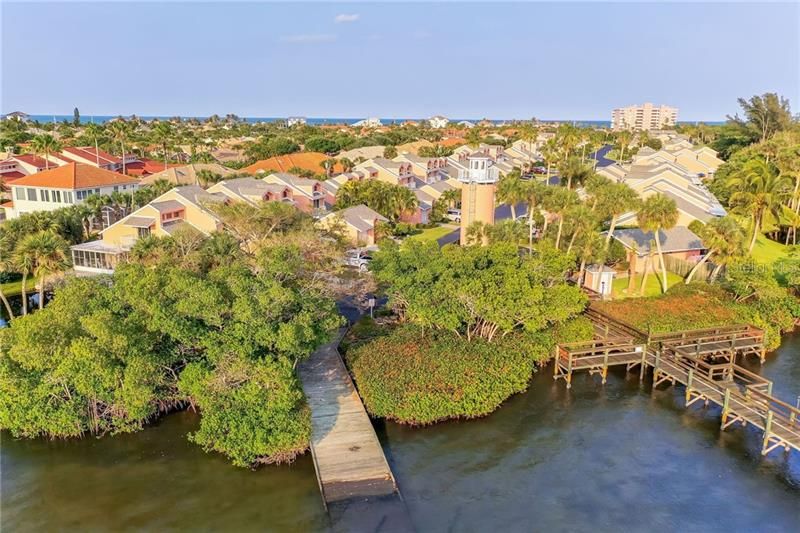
[9,163,138,189]
[243,152,343,175]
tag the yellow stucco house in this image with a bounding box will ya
[71,185,225,275]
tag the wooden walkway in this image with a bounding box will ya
[556,307,800,456]
[297,330,398,505]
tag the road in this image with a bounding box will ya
[588,144,615,167]
[436,203,527,247]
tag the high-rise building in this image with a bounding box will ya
[611,103,678,131]
[458,152,499,245]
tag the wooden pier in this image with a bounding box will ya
[556,307,800,456]
[297,330,398,505]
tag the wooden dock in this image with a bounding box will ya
[297,330,399,505]
[556,307,800,456]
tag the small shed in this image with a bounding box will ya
[584,265,615,297]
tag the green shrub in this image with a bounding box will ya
[347,320,592,425]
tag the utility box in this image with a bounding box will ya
[584,265,615,297]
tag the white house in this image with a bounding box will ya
[352,117,382,128]
[428,115,449,129]
[4,163,139,219]
[286,117,307,127]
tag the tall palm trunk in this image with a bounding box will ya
[639,254,651,296]
[709,263,725,283]
[566,229,579,254]
[121,142,127,175]
[653,230,669,293]
[685,251,713,284]
[555,216,564,249]
[38,275,46,310]
[604,215,619,249]
[748,215,761,253]
[510,204,516,220]
[577,257,587,286]
[20,271,28,316]
[0,288,14,320]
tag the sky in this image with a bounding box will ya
[1,1,798,121]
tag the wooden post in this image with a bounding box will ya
[566,349,573,389]
[761,410,774,455]
[767,382,773,396]
[602,349,609,384]
[760,348,766,364]
[553,346,559,379]
[686,368,694,405]
[721,388,731,427]
[639,341,648,381]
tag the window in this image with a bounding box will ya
[26,188,37,201]
[53,190,62,203]
[137,227,151,238]
[15,188,23,200]
[64,192,73,204]
[113,186,119,192]
[41,190,50,202]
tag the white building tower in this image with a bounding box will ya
[458,152,499,245]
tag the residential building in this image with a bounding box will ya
[351,117,382,128]
[318,204,387,246]
[611,103,678,131]
[4,163,140,219]
[244,152,342,176]
[337,146,386,161]
[286,117,307,127]
[2,111,30,122]
[457,121,476,129]
[395,140,435,155]
[458,152,499,245]
[262,172,327,214]
[0,153,72,182]
[599,161,726,226]
[607,226,704,274]
[60,146,138,172]
[139,163,236,186]
[632,145,724,177]
[428,115,449,129]
[207,176,294,206]
[71,185,225,275]
[352,158,416,188]
[394,153,449,184]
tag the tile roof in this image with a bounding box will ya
[244,152,343,175]
[8,163,138,189]
[139,163,235,186]
[62,146,122,166]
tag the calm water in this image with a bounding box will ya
[2,335,799,532]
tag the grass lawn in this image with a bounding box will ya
[750,234,791,264]
[405,224,457,244]
[0,277,37,298]
[611,271,683,299]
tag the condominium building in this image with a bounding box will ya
[611,103,678,131]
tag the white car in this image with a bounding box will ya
[446,208,462,223]
[344,249,373,272]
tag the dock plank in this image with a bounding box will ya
[298,330,399,504]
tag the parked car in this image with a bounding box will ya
[343,249,373,272]
[532,166,547,174]
[446,208,462,223]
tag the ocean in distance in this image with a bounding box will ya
[23,115,725,128]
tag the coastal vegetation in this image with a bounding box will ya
[0,206,342,467]
[344,240,592,423]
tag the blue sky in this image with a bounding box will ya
[2,2,798,121]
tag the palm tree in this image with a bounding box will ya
[320,158,337,177]
[637,193,678,294]
[616,130,633,163]
[107,121,132,175]
[30,134,62,170]
[439,188,460,209]
[0,240,17,319]
[496,173,525,219]
[151,121,174,170]
[588,180,641,249]
[558,157,594,189]
[565,204,598,254]
[685,217,745,283]
[339,157,354,173]
[82,122,104,166]
[389,187,418,222]
[547,187,579,250]
[18,231,70,309]
[727,158,791,253]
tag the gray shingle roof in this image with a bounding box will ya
[609,226,704,255]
